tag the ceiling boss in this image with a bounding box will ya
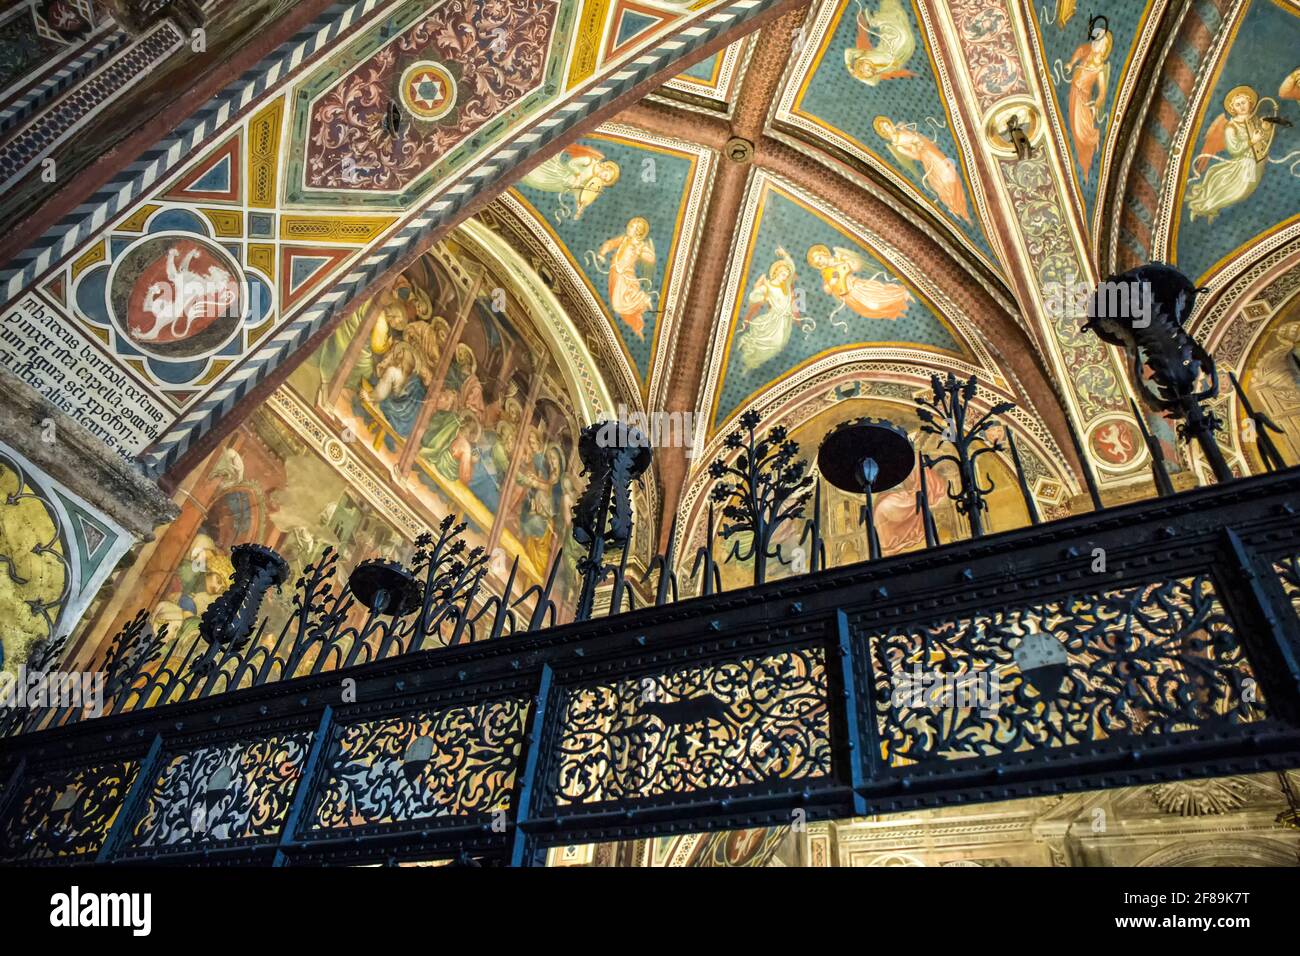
[399,60,459,122]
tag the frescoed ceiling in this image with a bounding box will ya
[772,0,1000,273]
[1169,0,1300,286]
[1027,0,1165,238]
[4,0,1300,568]
[0,0,799,478]
[704,173,975,431]
[505,124,714,407]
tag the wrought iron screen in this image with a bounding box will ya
[2,470,1300,865]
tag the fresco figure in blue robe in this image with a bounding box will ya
[516,428,566,572]
[313,275,443,444]
[418,343,486,479]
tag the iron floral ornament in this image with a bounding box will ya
[572,421,652,621]
[709,410,813,587]
[915,373,1014,538]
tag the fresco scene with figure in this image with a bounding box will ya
[287,244,590,613]
[777,0,999,270]
[710,177,972,430]
[67,405,415,672]
[1175,0,1300,284]
[4,0,1300,880]
[1030,1,1157,222]
[65,232,609,671]
[508,128,707,400]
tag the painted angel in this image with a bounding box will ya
[1187,85,1283,222]
[1281,67,1300,102]
[1062,18,1112,181]
[873,116,971,222]
[844,0,918,87]
[806,244,912,323]
[737,247,799,372]
[595,217,656,339]
[519,144,621,221]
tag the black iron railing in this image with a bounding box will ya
[1,466,1299,865]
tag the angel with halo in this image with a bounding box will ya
[843,0,918,86]
[873,116,971,222]
[737,247,802,371]
[1187,84,1300,222]
[806,244,912,328]
[593,217,657,339]
[520,144,621,222]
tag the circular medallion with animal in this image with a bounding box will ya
[109,235,245,358]
[1088,417,1139,467]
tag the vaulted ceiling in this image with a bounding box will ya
[5,0,1300,566]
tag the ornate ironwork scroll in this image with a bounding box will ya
[552,648,831,806]
[128,733,311,850]
[310,698,528,830]
[0,760,139,860]
[864,576,1265,767]
[915,372,1014,539]
[710,410,813,586]
[1275,554,1300,623]
[32,516,493,732]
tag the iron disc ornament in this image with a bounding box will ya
[817,417,914,562]
[348,559,424,616]
[817,417,915,493]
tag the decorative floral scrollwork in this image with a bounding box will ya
[709,410,813,586]
[0,761,140,860]
[866,575,1265,767]
[129,733,310,849]
[311,697,528,830]
[1274,553,1300,623]
[915,372,1014,538]
[553,648,831,806]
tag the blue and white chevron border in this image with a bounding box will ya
[1,0,780,478]
[0,23,128,137]
[1,0,387,303]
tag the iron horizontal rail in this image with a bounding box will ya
[2,468,1300,864]
[12,468,1300,738]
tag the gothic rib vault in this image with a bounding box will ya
[1,0,1300,671]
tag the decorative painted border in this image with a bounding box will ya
[0,18,126,137]
[0,19,184,195]
[660,33,753,110]
[2,0,789,478]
